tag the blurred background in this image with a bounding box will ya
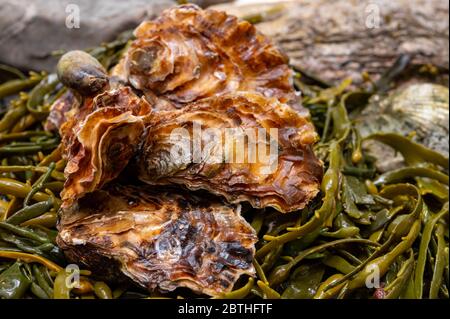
[0,0,448,87]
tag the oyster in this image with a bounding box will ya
[138,92,323,213]
[60,86,151,207]
[113,4,297,109]
[45,90,79,133]
[48,5,322,297]
[50,6,323,212]
[57,183,257,297]
[355,83,449,171]
[47,50,152,207]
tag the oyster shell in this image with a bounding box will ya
[46,51,153,207]
[45,90,79,133]
[60,86,151,207]
[48,5,323,296]
[50,6,322,212]
[113,4,297,109]
[355,83,449,171]
[138,91,323,213]
[57,183,257,297]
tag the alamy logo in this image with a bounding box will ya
[365,264,381,289]
[365,3,381,29]
[65,264,81,289]
[65,4,80,29]
[169,121,279,175]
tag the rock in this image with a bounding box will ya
[212,0,449,86]
[0,0,174,72]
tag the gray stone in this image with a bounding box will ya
[213,0,449,87]
[0,0,174,72]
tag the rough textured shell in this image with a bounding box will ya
[115,4,297,110]
[45,90,79,132]
[356,83,449,157]
[57,184,257,297]
[60,87,151,207]
[48,5,322,296]
[138,91,323,213]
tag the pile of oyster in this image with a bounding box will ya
[48,5,323,296]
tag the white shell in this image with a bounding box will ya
[357,83,449,156]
